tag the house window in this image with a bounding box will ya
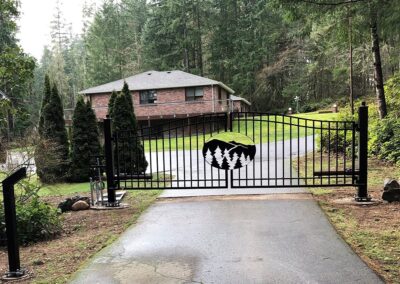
[140,90,157,104]
[185,87,204,101]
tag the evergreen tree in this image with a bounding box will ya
[36,82,69,183]
[38,74,52,136]
[108,90,118,119]
[112,93,147,173]
[121,81,133,111]
[69,96,101,182]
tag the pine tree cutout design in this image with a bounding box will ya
[239,153,247,167]
[205,148,213,165]
[246,155,252,165]
[214,146,223,167]
[229,152,239,169]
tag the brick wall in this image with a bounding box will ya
[89,85,229,121]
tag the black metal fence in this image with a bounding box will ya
[230,112,357,188]
[109,113,229,191]
[103,103,369,204]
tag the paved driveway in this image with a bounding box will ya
[70,195,382,284]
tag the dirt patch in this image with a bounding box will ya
[309,158,400,284]
[0,190,160,283]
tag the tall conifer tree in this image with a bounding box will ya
[69,96,100,181]
[121,81,133,110]
[108,90,118,119]
[36,81,69,183]
[112,93,147,173]
[38,74,52,135]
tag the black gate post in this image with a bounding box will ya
[104,116,117,205]
[356,102,370,201]
[1,167,27,278]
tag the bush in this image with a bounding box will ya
[300,98,334,113]
[0,180,61,245]
[318,107,356,154]
[370,118,400,165]
[35,138,69,183]
[369,72,400,165]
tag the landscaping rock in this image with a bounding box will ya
[384,178,400,191]
[58,195,91,212]
[71,200,90,211]
[382,179,400,202]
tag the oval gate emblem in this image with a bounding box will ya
[202,132,256,170]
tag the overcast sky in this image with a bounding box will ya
[16,0,100,60]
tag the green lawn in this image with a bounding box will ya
[39,182,90,196]
[294,111,342,121]
[142,112,342,152]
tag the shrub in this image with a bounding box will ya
[300,98,334,113]
[319,109,356,155]
[370,118,400,165]
[0,180,61,245]
[35,139,69,183]
[369,72,400,165]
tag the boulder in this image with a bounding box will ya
[382,179,400,202]
[58,196,91,212]
[71,200,90,211]
[384,179,400,191]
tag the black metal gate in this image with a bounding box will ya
[103,103,369,204]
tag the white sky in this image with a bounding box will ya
[16,0,100,60]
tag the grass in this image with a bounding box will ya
[39,182,90,197]
[142,111,341,152]
[207,131,255,145]
[295,111,341,121]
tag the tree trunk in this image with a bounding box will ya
[370,9,387,118]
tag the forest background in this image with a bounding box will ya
[1,0,400,135]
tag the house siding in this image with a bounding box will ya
[89,85,229,121]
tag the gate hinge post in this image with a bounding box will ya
[103,116,117,206]
[355,102,371,202]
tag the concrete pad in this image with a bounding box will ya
[70,198,382,284]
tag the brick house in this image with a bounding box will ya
[78,70,250,132]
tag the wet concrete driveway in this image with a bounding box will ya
[70,195,382,284]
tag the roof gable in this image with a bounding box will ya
[80,70,234,95]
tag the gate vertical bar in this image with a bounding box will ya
[356,102,370,201]
[104,116,117,204]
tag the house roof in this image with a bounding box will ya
[230,94,251,106]
[80,70,235,95]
